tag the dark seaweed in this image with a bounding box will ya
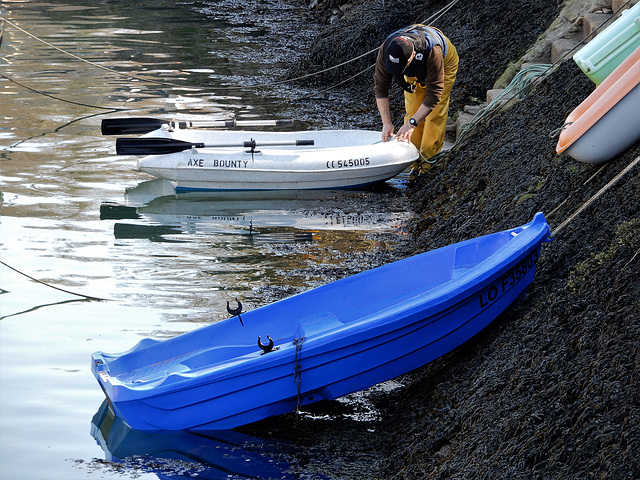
[249,1,640,478]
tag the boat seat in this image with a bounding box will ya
[298,311,342,337]
[117,358,191,384]
[180,345,257,370]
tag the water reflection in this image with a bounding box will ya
[1,2,403,478]
[91,401,300,480]
[0,297,90,321]
[100,179,409,244]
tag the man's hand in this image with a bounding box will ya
[382,122,395,142]
[396,122,415,143]
[376,97,394,142]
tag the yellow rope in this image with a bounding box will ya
[551,156,639,237]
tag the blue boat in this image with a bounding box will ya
[92,213,551,431]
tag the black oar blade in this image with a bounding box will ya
[102,117,296,135]
[116,137,198,155]
[102,118,167,135]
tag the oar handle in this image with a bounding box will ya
[245,140,314,147]
[171,119,294,129]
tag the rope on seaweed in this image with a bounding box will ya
[550,156,639,237]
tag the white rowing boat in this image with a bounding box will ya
[115,126,418,191]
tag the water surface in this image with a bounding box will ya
[1,2,407,478]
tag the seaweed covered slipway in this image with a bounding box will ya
[264,0,639,478]
[380,63,639,480]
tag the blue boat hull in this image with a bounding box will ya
[92,213,551,430]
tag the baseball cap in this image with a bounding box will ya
[385,36,413,74]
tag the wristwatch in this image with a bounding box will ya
[409,118,418,127]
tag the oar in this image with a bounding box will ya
[102,117,294,135]
[115,137,314,155]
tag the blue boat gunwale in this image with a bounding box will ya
[92,213,551,404]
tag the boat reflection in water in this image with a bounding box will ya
[101,179,410,243]
[91,401,299,480]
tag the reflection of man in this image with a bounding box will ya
[374,24,458,174]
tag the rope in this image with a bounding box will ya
[547,164,608,217]
[0,0,462,99]
[1,298,88,321]
[0,18,208,91]
[0,72,128,111]
[0,15,367,92]
[422,0,637,166]
[296,63,375,101]
[422,63,554,165]
[550,156,639,237]
[420,0,461,25]
[1,14,368,104]
[0,260,109,302]
[293,336,306,418]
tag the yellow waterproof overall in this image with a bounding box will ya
[404,36,458,174]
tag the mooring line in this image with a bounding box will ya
[0,17,185,90]
[293,336,306,422]
[0,72,128,111]
[0,0,462,98]
[547,164,609,218]
[0,260,109,302]
[550,156,639,237]
[0,15,333,92]
[0,72,169,113]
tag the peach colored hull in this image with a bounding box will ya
[557,45,640,163]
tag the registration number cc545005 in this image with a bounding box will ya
[326,158,370,169]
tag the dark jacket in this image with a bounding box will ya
[374,25,449,109]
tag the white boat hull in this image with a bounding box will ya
[564,84,640,163]
[136,129,419,191]
[557,45,640,163]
